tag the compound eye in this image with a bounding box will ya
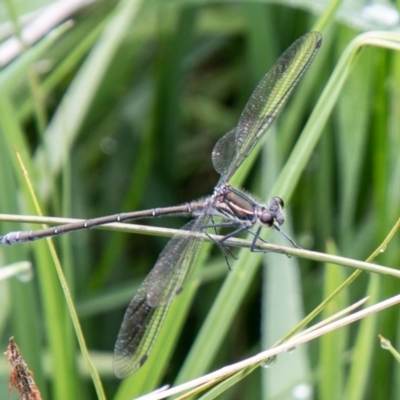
[260,211,274,227]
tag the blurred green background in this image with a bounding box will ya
[1,0,400,399]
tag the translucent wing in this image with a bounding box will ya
[113,284,165,378]
[212,32,322,182]
[113,218,208,378]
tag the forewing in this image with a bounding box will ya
[113,218,208,378]
[114,283,165,378]
[213,32,322,182]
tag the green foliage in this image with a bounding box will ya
[1,0,400,399]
